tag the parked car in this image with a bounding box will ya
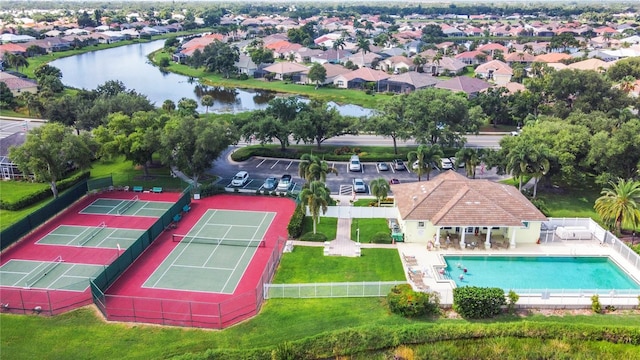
[392,159,406,171]
[231,171,249,186]
[277,174,292,191]
[389,178,400,185]
[377,162,389,171]
[262,177,277,191]
[349,155,362,172]
[440,158,454,170]
[449,157,464,168]
[352,178,366,193]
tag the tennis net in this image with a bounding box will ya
[24,256,64,289]
[78,222,107,246]
[172,234,265,247]
[117,195,139,215]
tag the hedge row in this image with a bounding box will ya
[172,322,640,360]
[287,204,305,239]
[0,171,90,211]
[453,286,506,319]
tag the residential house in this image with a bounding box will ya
[380,55,413,73]
[347,51,382,68]
[504,51,535,65]
[295,48,324,63]
[600,48,640,61]
[0,132,26,180]
[455,50,490,65]
[475,60,513,85]
[534,52,572,63]
[314,63,351,85]
[311,49,352,64]
[235,54,258,76]
[379,71,439,93]
[266,40,302,59]
[332,67,390,89]
[0,43,28,57]
[390,171,547,247]
[477,43,509,57]
[0,72,38,96]
[567,58,612,72]
[435,76,492,97]
[263,62,309,82]
[405,40,423,55]
[424,57,466,76]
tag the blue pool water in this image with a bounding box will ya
[443,256,640,290]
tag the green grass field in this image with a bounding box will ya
[301,216,337,240]
[351,218,391,243]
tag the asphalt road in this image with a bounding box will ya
[0,118,45,141]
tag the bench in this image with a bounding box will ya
[182,205,191,213]
[133,186,143,192]
[152,187,163,193]
[173,213,182,222]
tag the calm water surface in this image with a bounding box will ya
[51,40,371,116]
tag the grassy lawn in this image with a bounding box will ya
[2,302,639,359]
[301,216,337,240]
[351,218,391,243]
[272,247,404,283]
[0,180,49,202]
[538,189,601,221]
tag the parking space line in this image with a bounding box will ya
[256,159,266,168]
[286,161,293,170]
[270,160,280,169]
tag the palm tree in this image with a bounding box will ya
[527,144,551,198]
[370,177,391,207]
[620,75,636,94]
[594,178,640,234]
[332,37,345,63]
[356,36,371,54]
[506,142,530,191]
[413,55,426,72]
[408,144,443,181]
[298,153,338,182]
[200,95,214,113]
[506,141,551,198]
[300,180,331,234]
[455,148,481,178]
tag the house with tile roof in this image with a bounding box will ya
[332,67,390,89]
[567,58,612,72]
[424,57,466,76]
[477,43,509,57]
[475,60,513,85]
[263,62,309,81]
[534,52,572,63]
[435,76,492,97]
[504,51,536,65]
[455,50,490,65]
[0,72,38,96]
[379,55,413,73]
[390,171,547,248]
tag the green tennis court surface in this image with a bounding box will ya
[36,225,145,249]
[0,258,104,291]
[143,209,275,294]
[79,197,172,217]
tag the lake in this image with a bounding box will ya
[50,40,372,116]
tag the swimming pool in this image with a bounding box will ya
[443,256,640,290]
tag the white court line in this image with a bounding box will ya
[68,226,96,246]
[173,264,234,271]
[270,160,280,169]
[47,264,76,289]
[0,270,30,275]
[204,223,259,228]
[94,228,119,247]
[106,199,127,215]
[201,225,233,267]
[13,262,47,287]
[149,210,218,288]
[220,212,270,293]
[256,159,267,168]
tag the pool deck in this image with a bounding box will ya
[398,239,640,308]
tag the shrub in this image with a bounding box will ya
[0,171,90,211]
[591,294,602,314]
[238,73,249,80]
[507,290,519,314]
[387,284,440,318]
[198,183,225,198]
[287,204,305,239]
[371,231,392,244]
[299,232,328,242]
[453,286,506,319]
[271,341,298,360]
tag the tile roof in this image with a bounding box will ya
[391,171,547,226]
[263,62,309,74]
[534,52,572,63]
[435,76,492,95]
[385,72,440,88]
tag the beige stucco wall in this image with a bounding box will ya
[398,219,543,245]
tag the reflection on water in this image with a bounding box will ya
[50,40,372,116]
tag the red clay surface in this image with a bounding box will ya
[0,191,181,315]
[103,194,295,328]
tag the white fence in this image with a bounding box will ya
[307,206,399,219]
[264,281,406,299]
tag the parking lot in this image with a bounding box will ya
[222,157,453,195]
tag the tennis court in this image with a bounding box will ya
[0,257,104,291]
[142,209,275,294]
[35,224,145,250]
[79,196,172,217]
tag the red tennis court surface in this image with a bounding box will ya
[0,191,181,315]
[100,194,295,328]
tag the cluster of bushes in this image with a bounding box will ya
[299,232,327,242]
[371,231,393,244]
[287,204,305,239]
[0,171,90,211]
[387,284,440,318]
[333,146,361,155]
[197,183,226,198]
[174,322,640,360]
[453,286,506,319]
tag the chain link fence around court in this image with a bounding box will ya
[92,236,287,329]
[264,281,407,299]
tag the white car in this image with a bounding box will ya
[440,158,454,170]
[449,157,464,168]
[352,178,366,193]
[349,155,362,172]
[277,174,292,191]
[231,171,249,186]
